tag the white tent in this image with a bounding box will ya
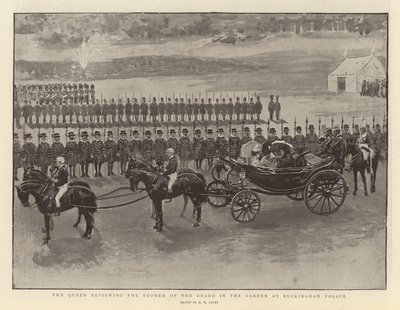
[327,54,386,93]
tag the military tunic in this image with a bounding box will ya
[206,103,213,120]
[91,140,105,164]
[105,140,117,163]
[74,104,81,122]
[110,101,117,123]
[81,104,88,122]
[117,102,124,122]
[150,102,158,121]
[130,139,142,159]
[179,101,186,120]
[158,101,166,120]
[167,137,179,153]
[117,138,131,162]
[216,136,228,158]
[281,134,294,145]
[220,103,227,120]
[293,134,307,151]
[179,136,193,161]
[254,135,266,145]
[205,137,216,159]
[65,141,78,166]
[214,102,221,120]
[228,136,242,158]
[125,101,132,122]
[227,102,234,119]
[193,137,205,160]
[78,140,91,163]
[141,138,154,162]
[241,135,253,145]
[132,102,140,121]
[41,104,48,123]
[234,101,242,119]
[67,103,74,122]
[154,137,167,163]
[37,142,51,168]
[140,103,148,120]
[255,100,262,120]
[94,103,102,122]
[51,142,65,163]
[102,103,109,122]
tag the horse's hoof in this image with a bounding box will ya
[179,213,184,218]
[73,223,79,228]
[82,233,91,239]
[371,188,375,193]
[153,224,158,229]
[193,222,200,228]
[42,237,50,244]
[156,227,162,232]
[191,213,196,219]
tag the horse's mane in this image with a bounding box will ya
[133,159,157,171]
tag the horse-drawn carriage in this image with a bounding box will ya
[206,153,347,223]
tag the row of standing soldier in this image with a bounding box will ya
[14,96,264,126]
[13,122,387,181]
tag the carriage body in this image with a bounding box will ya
[206,153,347,223]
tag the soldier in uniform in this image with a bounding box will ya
[178,128,193,168]
[117,130,130,174]
[216,128,228,159]
[61,101,68,123]
[205,129,216,168]
[373,124,384,160]
[254,127,266,145]
[116,99,124,123]
[140,97,148,122]
[78,131,91,177]
[110,98,117,123]
[102,99,109,123]
[13,133,21,180]
[199,98,207,121]
[154,129,167,169]
[125,98,132,123]
[166,97,173,122]
[67,99,74,123]
[241,127,253,145]
[150,97,159,122]
[293,126,306,152]
[166,129,179,156]
[105,131,118,176]
[192,98,199,121]
[329,126,346,168]
[352,124,360,142]
[27,101,34,124]
[91,131,105,177]
[193,129,205,170]
[22,100,30,124]
[185,98,193,122]
[41,102,48,124]
[48,101,54,124]
[275,96,281,120]
[141,130,154,164]
[50,132,64,163]
[248,98,255,121]
[130,130,142,159]
[179,98,186,122]
[74,102,81,124]
[268,95,275,121]
[173,98,180,122]
[266,128,279,144]
[281,126,293,145]
[158,98,166,122]
[34,101,41,124]
[234,97,241,121]
[21,133,36,169]
[54,102,61,124]
[36,133,51,175]
[228,128,242,160]
[90,84,96,103]
[227,98,234,121]
[342,124,352,143]
[214,99,221,121]
[81,101,88,123]
[206,98,213,121]
[14,101,21,128]
[65,132,78,178]
[94,99,102,123]
[305,125,319,154]
[133,98,140,122]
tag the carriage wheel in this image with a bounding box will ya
[211,162,229,181]
[226,169,243,189]
[304,170,346,215]
[206,180,231,208]
[231,190,261,223]
[287,190,304,201]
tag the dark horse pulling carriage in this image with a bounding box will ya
[206,153,347,223]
